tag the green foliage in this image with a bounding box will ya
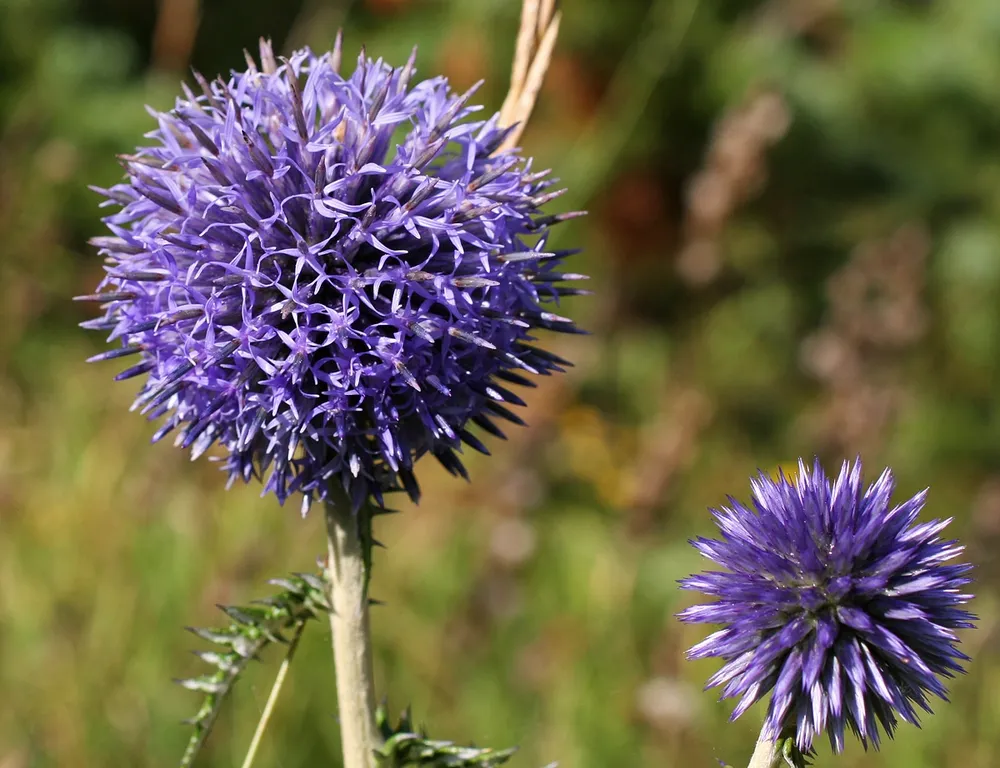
[178,574,329,768]
[375,705,519,768]
[178,570,527,768]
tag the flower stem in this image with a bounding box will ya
[746,729,803,768]
[239,620,306,768]
[324,494,380,768]
[746,736,781,768]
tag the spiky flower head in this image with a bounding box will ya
[78,39,584,511]
[678,459,974,754]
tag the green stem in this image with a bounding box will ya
[324,493,380,768]
[239,620,307,768]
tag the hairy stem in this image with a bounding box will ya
[746,736,780,768]
[325,494,379,768]
[240,620,307,768]
[746,729,803,768]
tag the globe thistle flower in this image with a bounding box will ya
[678,459,974,754]
[78,39,584,511]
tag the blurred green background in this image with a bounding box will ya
[1,0,998,766]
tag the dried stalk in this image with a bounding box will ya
[497,0,562,152]
[151,0,201,72]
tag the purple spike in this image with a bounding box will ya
[679,459,976,754]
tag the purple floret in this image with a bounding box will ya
[679,459,975,753]
[79,39,585,511]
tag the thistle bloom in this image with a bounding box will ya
[678,459,974,753]
[78,40,583,511]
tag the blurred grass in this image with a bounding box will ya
[2,0,1000,766]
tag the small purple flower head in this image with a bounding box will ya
[78,39,584,511]
[678,459,974,754]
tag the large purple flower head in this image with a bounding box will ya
[78,39,584,511]
[678,459,974,754]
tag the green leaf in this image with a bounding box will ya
[176,571,330,768]
[373,703,525,768]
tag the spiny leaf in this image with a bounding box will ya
[191,650,239,673]
[374,703,527,768]
[297,571,328,594]
[218,604,271,626]
[176,675,228,695]
[177,571,330,768]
